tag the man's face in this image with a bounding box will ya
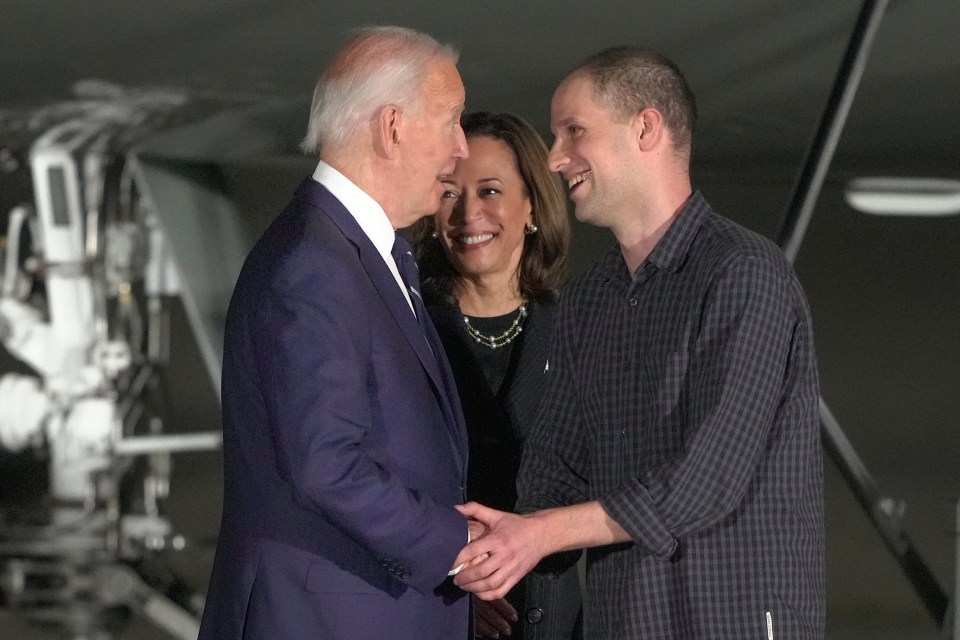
[397,59,468,227]
[548,73,638,228]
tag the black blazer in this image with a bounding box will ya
[426,293,582,640]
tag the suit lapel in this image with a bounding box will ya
[294,179,466,468]
[422,316,469,467]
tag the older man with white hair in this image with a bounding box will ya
[199,25,475,640]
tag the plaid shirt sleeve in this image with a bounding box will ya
[600,255,799,558]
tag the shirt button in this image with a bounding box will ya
[526,608,544,624]
[629,297,638,306]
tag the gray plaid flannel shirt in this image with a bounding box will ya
[518,192,824,639]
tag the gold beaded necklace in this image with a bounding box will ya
[462,302,528,349]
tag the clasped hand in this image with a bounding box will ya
[450,502,548,601]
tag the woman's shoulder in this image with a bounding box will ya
[524,298,559,336]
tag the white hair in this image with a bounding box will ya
[300,26,459,154]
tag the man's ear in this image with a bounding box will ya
[634,108,664,152]
[377,104,403,158]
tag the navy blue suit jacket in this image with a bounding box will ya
[198,179,470,640]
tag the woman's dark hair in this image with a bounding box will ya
[410,111,570,304]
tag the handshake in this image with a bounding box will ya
[449,500,619,637]
[450,502,555,639]
[451,498,627,598]
[450,502,553,599]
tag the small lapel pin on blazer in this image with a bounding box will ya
[543,359,550,373]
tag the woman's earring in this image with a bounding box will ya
[431,230,439,239]
[524,223,539,235]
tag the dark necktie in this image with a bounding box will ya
[391,235,428,330]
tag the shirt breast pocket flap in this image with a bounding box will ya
[656,350,689,408]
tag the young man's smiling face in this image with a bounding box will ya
[548,72,641,229]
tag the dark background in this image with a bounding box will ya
[1,0,959,637]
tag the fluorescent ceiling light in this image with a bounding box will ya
[844,177,960,216]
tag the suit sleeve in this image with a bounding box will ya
[252,258,466,594]
[600,256,802,558]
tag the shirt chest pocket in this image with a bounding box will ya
[652,349,689,415]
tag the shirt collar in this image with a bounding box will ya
[645,190,710,274]
[312,160,396,258]
[594,190,711,280]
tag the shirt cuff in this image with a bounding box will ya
[601,478,677,559]
[447,527,471,575]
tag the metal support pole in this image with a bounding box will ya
[774,0,950,627]
[776,0,889,262]
[113,431,223,456]
[821,401,948,624]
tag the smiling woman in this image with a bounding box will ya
[410,111,579,640]
[434,134,534,301]
[413,112,569,309]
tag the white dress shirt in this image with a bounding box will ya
[312,161,414,313]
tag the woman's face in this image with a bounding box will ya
[434,135,533,285]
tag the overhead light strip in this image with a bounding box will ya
[844,177,960,216]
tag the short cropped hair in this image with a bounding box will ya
[412,112,570,304]
[300,26,458,154]
[574,46,697,160]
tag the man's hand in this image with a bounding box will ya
[451,515,491,574]
[452,502,549,600]
[468,517,489,543]
[474,596,517,638]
